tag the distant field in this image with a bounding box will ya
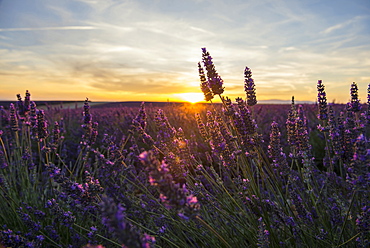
[0,100,208,109]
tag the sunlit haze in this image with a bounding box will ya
[0,0,369,103]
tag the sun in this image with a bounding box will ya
[176,93,205,104]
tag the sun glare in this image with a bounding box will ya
[176,93,205,104]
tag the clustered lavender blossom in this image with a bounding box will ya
[199,48,224,98]
[139,150,200,220]
[244,66,257,106]
[317,80,328,120]
[100,196,155,248]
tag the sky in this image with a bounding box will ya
[0,0,369,103]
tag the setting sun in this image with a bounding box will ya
[176,93,205,104]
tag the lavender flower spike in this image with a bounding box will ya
[201,48,224,95]
[244,66,257,106]
[198,62,214,101]
[9,103,18,132]
[37,110,49,141]
[317,80,328,120]
[350,82,362,112]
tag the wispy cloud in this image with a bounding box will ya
[0,26,97,32]
[321,15,368,34]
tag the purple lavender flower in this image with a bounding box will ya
[215,113,239,157]
[257,217,270,248]
[286,97,298,157]
[317,80,328,120]
[37,110,48,141]
[100,196,155,247]
[0,106,9,127]
[87,226,98,245]
[16,93,25,117]
[328,105,343,156]
[349,82,362,112]
[198,62,214,101]
[342,105,358,164]
[296,105,311,156]
[29,101,38,139]
[195,113,209,142]
[24,90,31,113]
[51,121,61,149]
[206,111,236,166]
[244,66,257,106]
[46,199,76,227]
[17,207,42,234]
[139,151,199,218]
[222,96,235,116]
[329,201,343,227]
[9,103,18,132]
[353,134,369,162]
[201,48,224,95]
[83,98,92,127]
[356,205,369,246]
[90,121,98,145]
[154,109,176,149]
[268,121,289,176]
[133,102,147,130]
[289,187,312,223]
[100,196,127,236]
[0,228,32,248]
[236,97,257,136]
[131,104,155,147]
[44,225,60,243]
[46,163,103,210]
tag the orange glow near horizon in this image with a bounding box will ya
[175,93,206,104]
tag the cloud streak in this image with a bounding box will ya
[0,26,97,32]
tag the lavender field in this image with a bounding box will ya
[0,49,369,248]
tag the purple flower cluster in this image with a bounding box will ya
[349,82,362,112]
[317,80,328,120]
[198,62,214,101]
[46,163,104,212]
[199,48,224,96]
[139,150,200,219]
[268,121,289,176]
[45,198,76,227]
[100,196,156,248]
[0,227,44,248]
[81,98,98,145]
[244,66,257,107]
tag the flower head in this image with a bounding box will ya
[350,82,362,112]
[201,48,224,95]
[317,80,328,120]
[244,66,257,106]
[198,62,214,101]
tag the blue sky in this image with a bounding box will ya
[0,0,369,103]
